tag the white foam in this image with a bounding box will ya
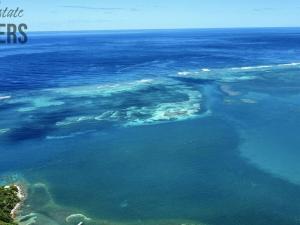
[231,62,300,71]
[177,71,192,76]
[95,111,120,121]
[46,130,95,140]
[0,95,11,100]
[279,62,300,66]
[222,76,258,82]
[51,79,157,98]
[231,65,273,70]
[136,79,154,83]
[241,65,272,70]
[175,62,300,83]
[241,99,257,104]
[12,96,64,112]
[65,214,91,224]
[0,128,10,134]
[124,89,203,126]
[46,134,76,140]
[56,116,94,126]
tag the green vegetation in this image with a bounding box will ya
[0,185,20,225]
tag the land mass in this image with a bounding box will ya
[0,185,22,225]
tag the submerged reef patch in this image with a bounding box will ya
[1,77,208,143]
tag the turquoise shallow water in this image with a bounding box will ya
[1,29,300,225]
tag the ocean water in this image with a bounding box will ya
[1,28,300,225]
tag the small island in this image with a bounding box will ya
[0,185,23,225]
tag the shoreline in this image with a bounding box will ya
[10,184,26,218]
[1,184,26,225]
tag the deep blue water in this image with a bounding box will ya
[1,28,300,225]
